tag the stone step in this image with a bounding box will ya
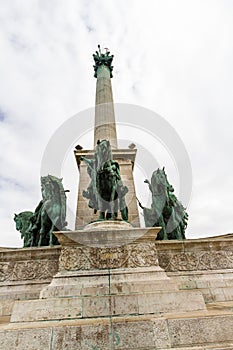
[2,312,233,349]
[41,279,179,298]
[167,345,233,350]
[169,270,233,303]
[40,266,178,299]
[0,315,10,325]
[207,300,233,311]
[10,289,206,323]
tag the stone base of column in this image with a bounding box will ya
[3,229,233,349]
[9,227,206,324]
[75,148,140,229]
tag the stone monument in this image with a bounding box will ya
[1,46,233,350]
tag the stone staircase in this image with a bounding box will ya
[1,229,233,349]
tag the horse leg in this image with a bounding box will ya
[106,211,111,220]
[98,209,105,220]
[38,211,46,246]
[175,225,183,240]
[160,215,168,240]
[121,206,128,221]
[38,231,43,246]
[156,216,168,240]
[113,199,118,220]
[49,215,59,246]
[119,197,128,221]
[107,205,115,220]
[98,196,105,220]
[30,234,34,247]
[49,228,54,246]
[109,185,117,220]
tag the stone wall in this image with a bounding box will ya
[1,236,233,318]
[0,246,60,318]
[156,238,233,272]
[156,237,233,303]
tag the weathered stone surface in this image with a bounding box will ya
[0,247,60,282]
[156,238,233,303]
[0,328,51,350]
[11,290,205,322]
[40,266,175,299]
[81,323,110,350]
[157,238,233,272]
[137,290,206,314]
[11,297,82,322]
[152,319,171,349]
[52,323,111,350]
[2,237,233,324]
[113,320,155,349]
[111,294,138,316]
[169,269,233,303]
[57,226,160,247]
[51,326,82,349]
[0,300,14,316]
[2,237,233,349]
[83,220,133,231]
[83,296,111,318]
[59,241,158,270]
[2,313,233,349]
[168,314,233,347]
[0,247,60,318]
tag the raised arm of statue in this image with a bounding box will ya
[144,179,152,193]
[80,156,94,168]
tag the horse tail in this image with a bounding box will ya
[136,197,144,209]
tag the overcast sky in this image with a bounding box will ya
[0,0,233,247]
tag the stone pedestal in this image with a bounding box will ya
[75,148,140,228]
[0,246,60,322]
[10,227,206,324]
[2,232,233,349]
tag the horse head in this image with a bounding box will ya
[41,176,54,201]
[14,213,22,231]
[151,168,167,191]
[14,211,33,240]
[39,175,67,233]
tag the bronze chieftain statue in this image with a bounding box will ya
[14,175,68,247]
[81,140,128,221]
[140,167,188,240]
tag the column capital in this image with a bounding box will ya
[93,45,114,78]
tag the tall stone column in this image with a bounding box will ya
[75,46,140,228]
[93,47,118,149]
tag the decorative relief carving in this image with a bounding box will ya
[128,242,158,267]
[158,251,233,272]
[59,247,89,271]
[0,262,12,282]
[59,242,159,271]
[89,246,130,269]
[0,260,59,282]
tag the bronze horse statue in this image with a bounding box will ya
[14,175,68,247]
[14,211,34,247]
[38,175,67,246]
[142,168,187,240]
